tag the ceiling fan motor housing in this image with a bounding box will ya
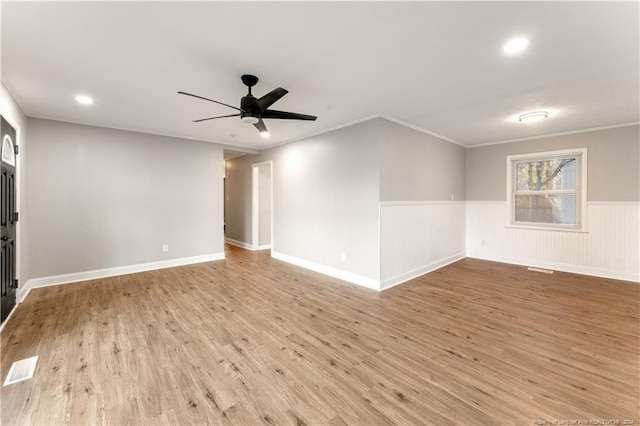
[240,95,260,124]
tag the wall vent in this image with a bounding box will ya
[527,267,554,274]
[3,356,39,386]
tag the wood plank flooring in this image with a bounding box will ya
[1,245,638,425]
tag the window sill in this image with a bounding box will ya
[506,224,588,233]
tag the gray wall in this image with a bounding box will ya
[466,125,640,201]
[27,118,224,278]
[226,119,381,280]
[379,119,466,201]
[1,83,30,284]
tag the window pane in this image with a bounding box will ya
[515,158,576,191]
[514,194,577,225]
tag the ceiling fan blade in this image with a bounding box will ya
[261,109,317,121]
[192,113,240,123]
[254,119,268,134]
[178,91,243,112]
[253,88,288,113]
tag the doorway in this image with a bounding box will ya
[252,161,272,251]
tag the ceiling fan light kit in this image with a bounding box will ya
[241,116,259,124]
[179,74,317,136]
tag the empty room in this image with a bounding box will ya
[1,1,638,425]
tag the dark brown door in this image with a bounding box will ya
[1,116,18,324]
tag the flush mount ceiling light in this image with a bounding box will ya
[75,95,94,105]
[260,131,270,138]
[503,37,529,54]
[518,111,548,123]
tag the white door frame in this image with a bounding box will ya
[251,160,273,251]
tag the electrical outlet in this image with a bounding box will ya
[162,244,169,252]
[451,194,455,201]
[340,252,346,262]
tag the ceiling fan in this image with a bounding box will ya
[178,74,317,137]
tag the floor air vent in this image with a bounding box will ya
[3,356,39,386]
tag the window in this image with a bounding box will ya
[507,148,587,231]
[1,134,15,167]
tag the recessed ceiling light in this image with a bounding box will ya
[260,131,270,138]
[518,111,548,123]
[75,95,94,105]
[503,37,529,55]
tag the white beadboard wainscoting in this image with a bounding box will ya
[466,201,640,282]
[380,201,466,289]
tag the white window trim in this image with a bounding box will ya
[506,148,588,233]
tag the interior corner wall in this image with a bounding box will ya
[1,83,29,299]
[26,118,225,281]
[466,125,640,282]
[225,119,381,289]
[378,119,467,289]
[268,120,381,287]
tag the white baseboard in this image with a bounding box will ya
[0,297,21,333]
[380,252,466,290]
[22,252,226,296]
[467,254,639,283]
[225,238,255,251]
[271,251,380,291]
[258,244,272,250]
[17,284,31,304]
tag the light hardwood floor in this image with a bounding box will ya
[1,245,638,425]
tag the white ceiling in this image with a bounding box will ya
[2,1,638,149]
